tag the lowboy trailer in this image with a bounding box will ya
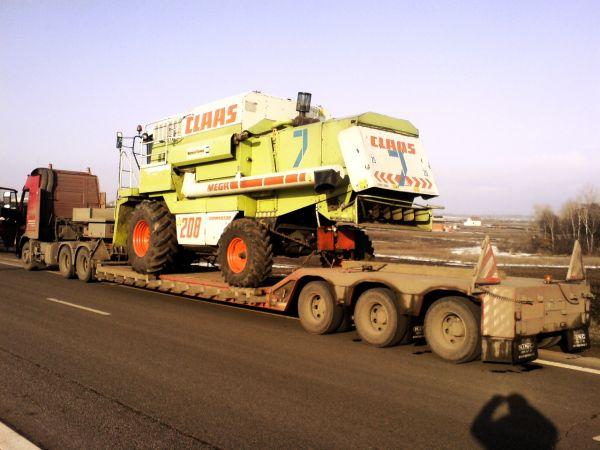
[84,237,591,365]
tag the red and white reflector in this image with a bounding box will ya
[566,240,586,281]
[473,236,501,285]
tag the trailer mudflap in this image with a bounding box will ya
[562,327,590,353]
[481,336,538,364]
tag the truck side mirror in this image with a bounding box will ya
[116,131,123,149]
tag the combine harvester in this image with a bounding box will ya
[13,92,593,364]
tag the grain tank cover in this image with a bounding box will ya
[338,124,438,198]
[151,91,325,142]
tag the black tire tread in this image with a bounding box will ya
[128,201,180,274]
[217,218,273,287]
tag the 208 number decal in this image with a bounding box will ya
[179,217,202,239]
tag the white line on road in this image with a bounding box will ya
[593,435,600,442]
[0,421,40,450]
[45,298,111,316]
[536,359,600,375]
[0,259,23,268]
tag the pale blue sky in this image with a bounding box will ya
[1,0,598,214]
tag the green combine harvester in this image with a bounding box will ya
[116,91,439,287]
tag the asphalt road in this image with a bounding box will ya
[1,258,599,449]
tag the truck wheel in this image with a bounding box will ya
[58,246,75,279]
[354,288,408,347]
[76,247,94,282]
[21,241,37,271]
[424,296,481,363]
[128,201,179,274]
[298,281,344,334]
[217,218,273,287]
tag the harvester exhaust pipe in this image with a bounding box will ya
[296,92,312,118]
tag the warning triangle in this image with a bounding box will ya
[566,240,586,281]
[473,236,501,285]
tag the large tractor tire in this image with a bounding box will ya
[128,201,179,275]
[424,296,481,363]
[217,218,273,287]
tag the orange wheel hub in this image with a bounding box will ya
[227,237,248,273]
[132,220,151,257]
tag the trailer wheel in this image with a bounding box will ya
[298,281,344,334]
[21,241,37,271]
[58,246,75,279]
[424,296,481,363]
[127,201,179,274]
[354,288,409,347]
[217,218,273,287]
[76,247,94,282]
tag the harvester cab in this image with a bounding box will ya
[114,91,440,287]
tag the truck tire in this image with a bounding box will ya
[217,218,273,287]
[298,281,344,334]
[58,245,75,279]
[424,296,481,363]
[76,247,94,282]
[354,288,408,347]
[128,201,179,274]
[21,241,37,271]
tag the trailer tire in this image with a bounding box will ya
[58,245,75,279]
[76,247,94,282]
[21,241,37,271]
[424,296,481,363]
[298,281,344,335]
[217,218,273,287]
[128,201,179,274]
[354,288,408,347]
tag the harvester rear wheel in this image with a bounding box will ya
[128,201,179,274]
[217,218,273,287]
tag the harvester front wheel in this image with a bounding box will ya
[217,218,273,287]
[128,201,179,274]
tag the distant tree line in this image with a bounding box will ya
[533,185,600,255]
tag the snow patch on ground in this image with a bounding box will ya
[375,253,600,269]
[451,246,533,257]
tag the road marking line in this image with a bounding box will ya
[45,298,111,316]
[0,421,40,450]
[0,260,23,268]
[593,435,600,442]
[536,359,600,375]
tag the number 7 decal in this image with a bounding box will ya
[293,128,308,168]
